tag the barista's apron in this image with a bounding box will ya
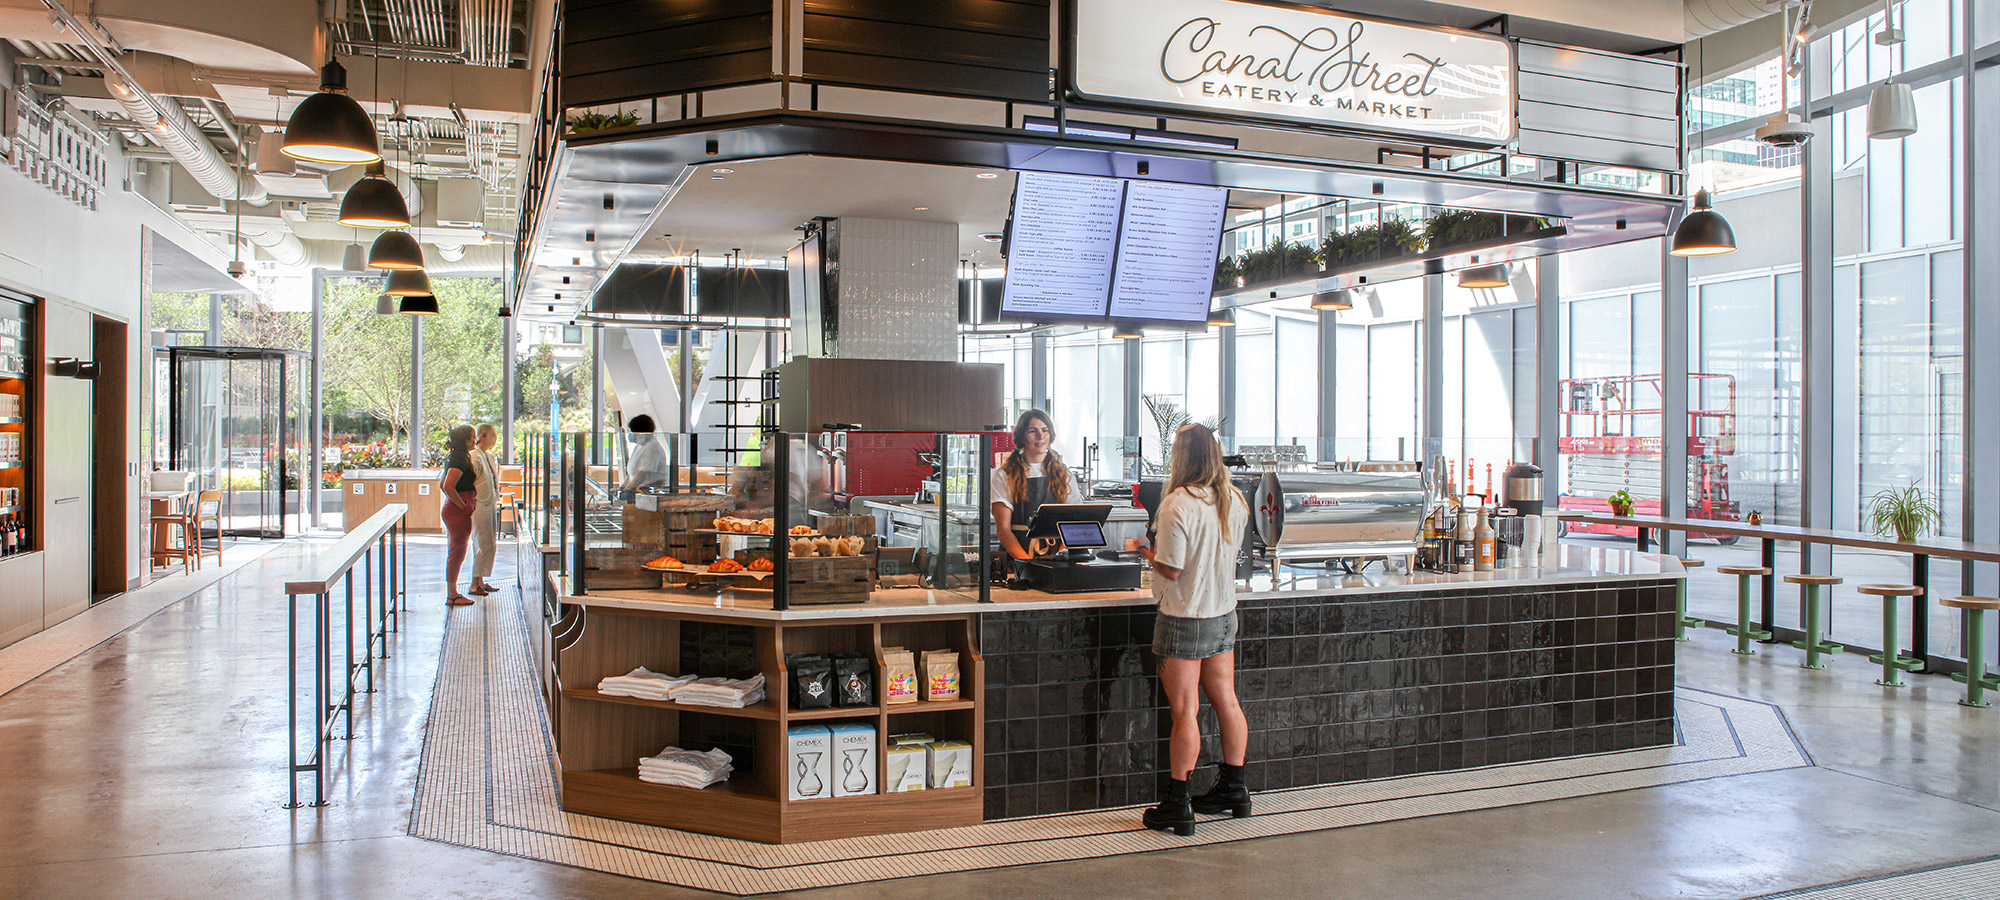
[1011,471,1054,547]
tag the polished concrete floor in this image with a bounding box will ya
[0,536,1996,899]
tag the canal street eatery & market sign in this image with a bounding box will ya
[1071,0,1516,144]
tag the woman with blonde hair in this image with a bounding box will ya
[467,423,501,596]
[1139,422,1250,836]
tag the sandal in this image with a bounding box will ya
[468,586,492,596]
[447,595,474,606]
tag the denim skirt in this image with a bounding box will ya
[1152,610,1238,660]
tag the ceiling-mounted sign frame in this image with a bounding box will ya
[1064,0,1517,146]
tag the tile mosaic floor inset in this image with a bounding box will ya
[408,592,1813,896]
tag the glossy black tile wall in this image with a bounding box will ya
[979,580,1679,820]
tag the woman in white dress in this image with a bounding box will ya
[468,423,501,596]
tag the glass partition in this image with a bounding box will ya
[557,431,992,608]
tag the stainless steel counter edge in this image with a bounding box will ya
[554,545,1683,622]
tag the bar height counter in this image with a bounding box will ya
[553,546,1682,840]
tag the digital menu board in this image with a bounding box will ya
[999,173,1228,325]
[1106,181,1229,323]
[997,173,1124,321]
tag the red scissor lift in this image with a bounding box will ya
[1558,373,1741,543]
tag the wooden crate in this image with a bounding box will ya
[585,546,664,590]
[814,514,877,538]
[783,555,871,604]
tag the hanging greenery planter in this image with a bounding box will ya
[566,111,641,134]
[1420,209,1554,252]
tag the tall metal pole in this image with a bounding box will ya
[678,328,694,432]
[1961,0,2000,615]
[502,270,517,464]
[411,316,425,465]
[501,314,516,464]
[1421,273,1445,464]
[309,268,324,528]
[1660,249,1690,558]
[1533,255,1561,478]
[590,325,604,457]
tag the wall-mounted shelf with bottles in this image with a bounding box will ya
[0,293,33,559]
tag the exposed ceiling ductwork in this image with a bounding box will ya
[107,74,271,207]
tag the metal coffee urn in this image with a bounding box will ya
[1504,463,1545,517]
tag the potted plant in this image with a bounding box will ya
[1420,209,1554,251]
[1607,489,1636,517]
[565,110,640,134]
[1745,509,1763,526]
[1865,485,1942,543]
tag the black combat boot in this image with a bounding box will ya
[1142,776,1196,836]
[1190,763,1252,818]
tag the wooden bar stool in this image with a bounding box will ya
[1786,573,1844,669]
[1941,596,2000,708]
[1718,565,1772,655]
[1674,558,1706,641]
[1857,584,1925,687]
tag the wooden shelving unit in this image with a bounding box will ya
[555,606,985,843]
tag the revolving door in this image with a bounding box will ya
[168,346,302,538]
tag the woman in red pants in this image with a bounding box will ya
[438,425,478,606]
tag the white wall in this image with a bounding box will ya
[0,134,234,591]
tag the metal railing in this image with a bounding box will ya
[280,503,408,809]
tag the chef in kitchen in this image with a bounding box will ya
[991,409,1085,561]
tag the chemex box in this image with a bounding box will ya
[884,742,928,792]
[926,739,973,789]
[786,724,833,801]
[826,723,877,797]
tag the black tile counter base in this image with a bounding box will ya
[979,580,1679,820]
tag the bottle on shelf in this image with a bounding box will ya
[1474,506,1496,572]
[1,514,14,557]
[1454,505,1477,573]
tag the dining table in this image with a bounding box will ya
[1557,510,2000,667]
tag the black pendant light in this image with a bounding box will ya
[1457,264,1510,289]
[397,293,440,316]
[281,60,382,166]
[368,230,425,270]
[385,267,433,297]
[339,162,411,228]
[1670,189,1737,256]
[1112,322,1145,339]
[1207,306,1236,327]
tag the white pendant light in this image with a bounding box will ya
[341,242,366,272]
[1867,0,1917,140]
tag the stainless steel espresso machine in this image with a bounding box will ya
[1247,470,1427,572]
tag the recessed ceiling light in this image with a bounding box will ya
[913,206,929,211]
[712,168,734,174]
[980,232,1004,242]
[711,176,725,181]
[975,172,1000,179]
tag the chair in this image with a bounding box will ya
[149,509,197,574]
[190,490,224,569]
[1785,573,1844,670]
[1674,558,1706,641]
[1717,565,1772,655]
[1857,584,1925,687]
[1940,596,2000,708]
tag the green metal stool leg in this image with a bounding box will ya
[1951,609,2000,708]
[1726,574,1769,655]
[1866,597,1924,687]
[1792,584,1844,669]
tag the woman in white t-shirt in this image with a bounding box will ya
[990,409,1079,561]
[1138,423,1249,836]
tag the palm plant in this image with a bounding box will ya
[1141,395,1227,475]
[1865,484,1942,542]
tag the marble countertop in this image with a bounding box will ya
[560,544,1683,622]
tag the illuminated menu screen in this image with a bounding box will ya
[998,173,1124,321]
[1000,173,1228,324]
[1106,181,1228,323]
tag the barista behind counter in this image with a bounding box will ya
[989,409,1084,561]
